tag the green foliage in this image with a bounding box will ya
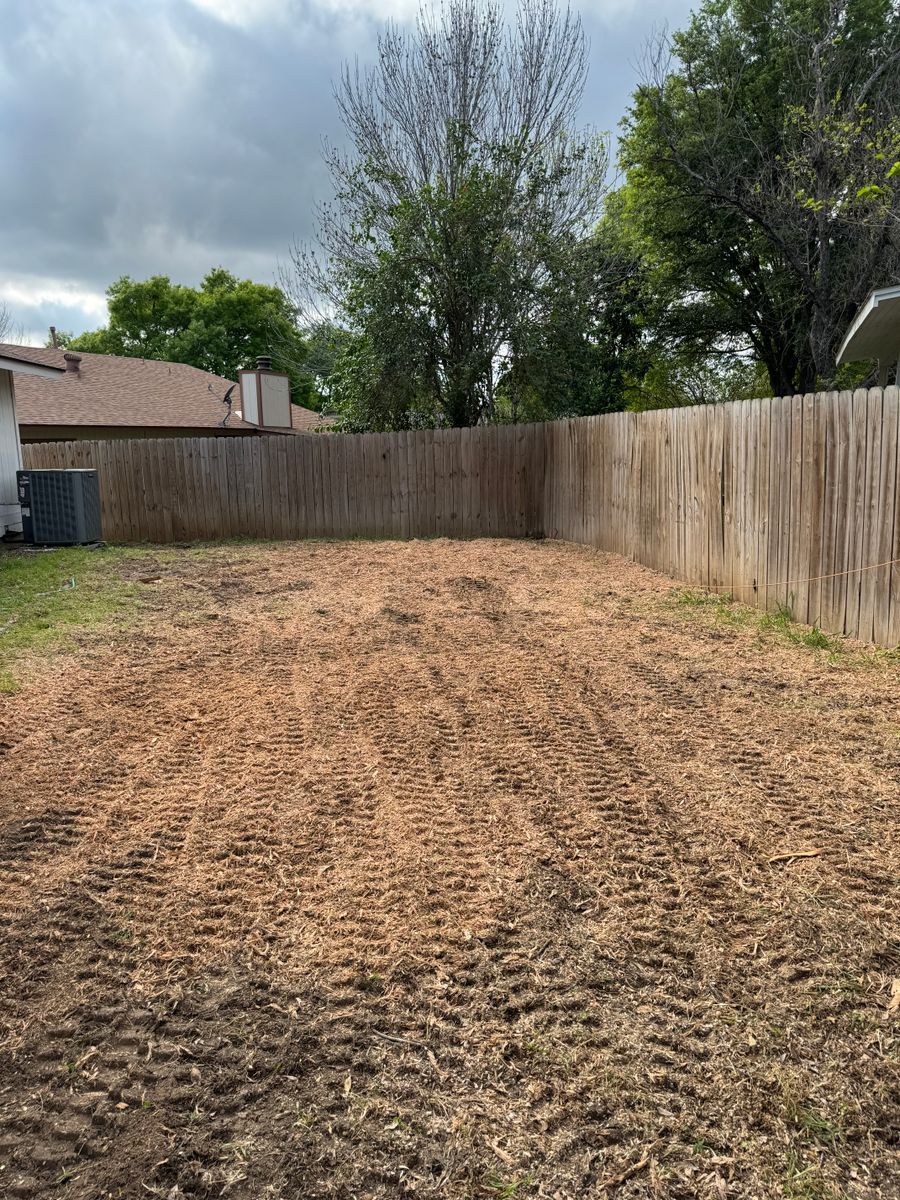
[785,99,900,222]
[298,320,354,410]
[626,354,768,411]
[782,1153,843,1200]
[483,1175,532,1198]
[0,547,139,688]
[302,0,611,430]
[66,269,316,406]
[328,330,441,433]
[618,0,900,396]
[495,230,648,421]
[330,146,611,429]
[784,1099,842,1147]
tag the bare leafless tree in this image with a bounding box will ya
[329,3,592,244]
[0,301,23,346]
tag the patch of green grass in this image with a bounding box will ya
[671,587,755,630]
[786,1101,842,1148]
[522,1038,547,1057]
[355,971,385,993]
[0,669,20,694]
[0,546,145,687]
[483,1175,532,1198]
[758,602,840,651]
[779,1073,844,1151]
[673,588,736,609]
[293,1105,318,1129]
[0,538,270,690]
[782,1152,843,1199]
[670,588,857,657]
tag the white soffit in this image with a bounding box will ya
[0,353,65,379]
[837,285,900,364]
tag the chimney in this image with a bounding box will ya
[49,326,59,349]
[256,355,273,372]
[63,352,82,374]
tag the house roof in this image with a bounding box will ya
[0,347,66,379]
[837,284,900,364]
[0,343,333,433]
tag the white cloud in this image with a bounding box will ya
[186,0,292,27]
[187,0,657,25]
[0,279,108,325]
[187,0,425,30]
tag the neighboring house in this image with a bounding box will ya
[837,284,900,384]
[0,348,65,535]
[0,343,334,442]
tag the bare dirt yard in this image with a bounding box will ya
[1,538,898,1200]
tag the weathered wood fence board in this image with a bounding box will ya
[23,424,548,547]
[22,387,900,645]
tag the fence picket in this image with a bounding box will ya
[19,388,900,646]
[874,387,899,645]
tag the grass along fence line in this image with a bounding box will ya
[23,386,900,646]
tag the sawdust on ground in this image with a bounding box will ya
[0,538,898,1200]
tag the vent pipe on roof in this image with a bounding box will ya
[256,355,273,371]
[49,326,59,349]
[63,352,82,373]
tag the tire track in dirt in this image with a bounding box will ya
[275,588,715,1188]
[611,649,899,979]
[454,605,898,1193]
[457,638,731,1179]
[0,630,326,1193]
[1,539,897,1199]
[506,617,900,1190]
[0,842,186,1191]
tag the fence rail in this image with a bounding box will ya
[23,386,900,646]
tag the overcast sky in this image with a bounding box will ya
[0,0,694,345]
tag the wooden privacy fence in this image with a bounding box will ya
[541,387,900,647]
[23,386,900,645]
[23,423,547,544]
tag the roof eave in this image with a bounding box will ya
[837,284,900,364]
[0,354,66,379]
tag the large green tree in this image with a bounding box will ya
[619,0,900,395]
[494,227,652,422]
[62,269,314,404]
[289,0,610,429]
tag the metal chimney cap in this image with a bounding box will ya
[256,355,273,371]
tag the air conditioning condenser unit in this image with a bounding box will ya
[16,469,102,545]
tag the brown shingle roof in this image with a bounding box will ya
[2,343,333,433]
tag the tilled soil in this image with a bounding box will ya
[0,538,897,1200]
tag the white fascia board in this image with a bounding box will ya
[0,354,66,379]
